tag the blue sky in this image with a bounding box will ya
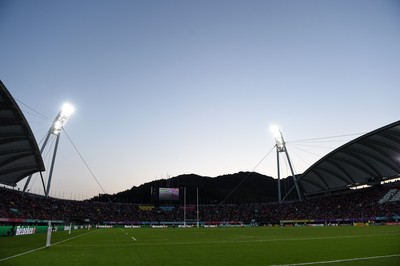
[1,0,399,199]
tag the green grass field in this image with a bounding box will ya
[1,226,399,265]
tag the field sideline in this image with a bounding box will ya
[1,226,399,265]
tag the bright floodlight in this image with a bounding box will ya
[60,103,74,117]
[270,125,284,150]
[52,103,74,135]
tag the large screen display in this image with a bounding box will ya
[158,188,180,201]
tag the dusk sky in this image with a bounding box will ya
[1,0,399,199]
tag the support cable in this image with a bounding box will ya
[220,145,275,205]
[16,99,49,120]
[287,133,364,144]
[62,128,112,203]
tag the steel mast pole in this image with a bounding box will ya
[45,133,61,197]
[276,147,281,204]
[23,124,54,193]
[272,126,302,203]
[283,146,302,201]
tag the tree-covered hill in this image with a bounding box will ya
[91,172,300,204]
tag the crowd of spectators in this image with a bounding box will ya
[1,184,399,225]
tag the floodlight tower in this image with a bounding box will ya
[23,103,74,197]
[270,125,302,203]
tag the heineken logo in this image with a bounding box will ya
[15,226,36,236]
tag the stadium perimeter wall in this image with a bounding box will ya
[2,221,400,239]
[0,224,89,237]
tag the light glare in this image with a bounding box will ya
[51,103,74,135]
[270,125,281,140]
[61,103,74,117]
[270,125,284,150]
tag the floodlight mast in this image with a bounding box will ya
[270,126,302,203]
[23,104,74,197]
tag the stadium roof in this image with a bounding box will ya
[298,120,400,195]
[0,80,45,186]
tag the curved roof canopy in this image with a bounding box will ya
[298,120,400,195]
[0,81,45,186]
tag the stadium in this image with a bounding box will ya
[1,80,399,265]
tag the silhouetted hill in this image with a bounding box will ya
[91,172,300,204]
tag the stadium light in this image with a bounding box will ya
[52,103,74,135]
[270,124,303,203]
[24,102,75,198]
[270,125,284,151]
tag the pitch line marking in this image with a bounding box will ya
[270,253,400,266]
[0,230,95,262]
[119,228,137,241]
[56,232,400,247]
